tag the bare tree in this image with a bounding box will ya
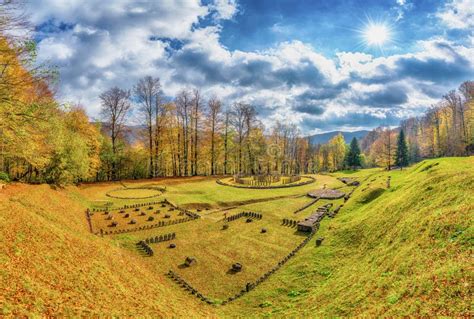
[191,89,201,176]
[208,96,221,175]
[133,76,161,178]
[223,108,230,175]
[243,103,257,174]
[176,90,192,176]
[444,90,464,155]
[99,87,131,180]
[231,102,247,173]
[153,93,166,176]
[0,1,29,34]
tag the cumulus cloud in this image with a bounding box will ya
[209,0,239,20]
[26,0,474,132]
[436,0,474,30]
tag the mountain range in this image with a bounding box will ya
[308,130,370,145]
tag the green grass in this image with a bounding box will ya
[219,157,473,317]
[1,157,472,317]
[106,187,163,199]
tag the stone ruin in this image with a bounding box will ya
[316,237,325,246]
[225,211,263,223]
[185,256,197,267]
[137,241,153,256]
[281,218,299,228]
[327,205,342,218]
[231,263,242,272]
[297,205,329,232]
[307,188,345,200]
[137,233,176,251]
[338,177,360,186]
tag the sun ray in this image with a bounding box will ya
[352,15,397,55]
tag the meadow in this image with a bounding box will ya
[0,157,472,317]
[80,174,351,302]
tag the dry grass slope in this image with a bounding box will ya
[0,184,214,317]
[0,157,472,317]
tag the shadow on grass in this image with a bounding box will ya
[293,230,311,237]
[226,268,240,275]
[178,263,190,269]
[338,170,359,175]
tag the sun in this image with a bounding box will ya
[363,22,391,46]
[354,17,395,53]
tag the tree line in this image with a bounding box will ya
[97,80,312,180]
[81,78,474,181]
[1,2,472,184]
[360,81,474,169]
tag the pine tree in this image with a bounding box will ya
[395,129,409,169]
[347,137,361,169]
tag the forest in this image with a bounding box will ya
[1,2,473,184]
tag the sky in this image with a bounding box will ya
[27,0,474,134]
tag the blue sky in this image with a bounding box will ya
[28,0,474,133]
[218,0,436,54]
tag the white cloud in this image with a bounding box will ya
[210,0,239,20]
[26,0,474,132]
[436,0,474,30]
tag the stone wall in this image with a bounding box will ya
[225,211,263,222]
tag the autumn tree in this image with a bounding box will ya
[191,89,201,175]
[133,76,161,178]
[99,87,131,180]
[223,108,231,174]
[207,96,221,175]
[175,90,192,176]
[327,133,346,171]
[370,128,396,170]
[231,102,246,173]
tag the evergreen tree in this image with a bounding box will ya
[347,137,361,169]
[395,129,409,169]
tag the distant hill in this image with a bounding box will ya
[308,130,370,145]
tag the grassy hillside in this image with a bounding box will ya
[219,157,473,317]
[0,184,214,317]
[0,157,472,317]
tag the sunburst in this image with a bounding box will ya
[354,16,396,54]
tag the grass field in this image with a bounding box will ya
[105,187,164,199]
[0,157,472,317]
[84,174,347,301]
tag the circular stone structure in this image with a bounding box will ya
[307,188,345,199]
[106,186,165,199]
[216,175,315,189]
